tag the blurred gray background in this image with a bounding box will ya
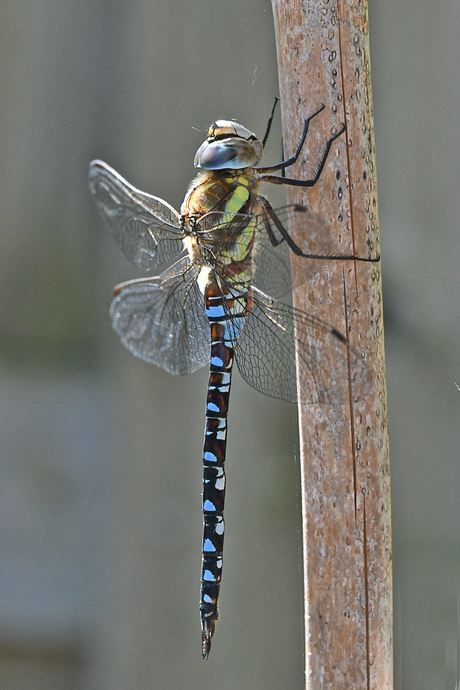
[0,1,459,688]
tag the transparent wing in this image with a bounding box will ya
[195,205,336,299]
[109,258,210,375]
[251,204,334,298]
[89,160,184,270]
[231,286,370,405]
[199,203,377,300]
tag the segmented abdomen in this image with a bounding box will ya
[200,281,247,659]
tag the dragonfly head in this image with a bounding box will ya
[194,120,263,171]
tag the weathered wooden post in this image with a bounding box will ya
[271,1,392,687]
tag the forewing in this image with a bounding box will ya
[251,204,335,298]
[110,259,210,375]
[196,206,335,299]
[234,287,369,405]
[89,160,184,270]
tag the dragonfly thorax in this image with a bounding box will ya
[180,168,260,222]
[194,119,263,171]
[181,233,211,269]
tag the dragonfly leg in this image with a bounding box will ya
[259,195,380,263]
[257,103,327,174]
[258,122,346,186]
[261,97,280,148]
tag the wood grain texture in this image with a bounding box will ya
[270,0,392,687]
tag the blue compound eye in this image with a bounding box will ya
[194,137,262,170]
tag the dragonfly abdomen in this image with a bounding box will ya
[200,282,244,659]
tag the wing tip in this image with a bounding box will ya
[88,159,108,175]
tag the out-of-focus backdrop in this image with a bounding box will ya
[0,1,459,689]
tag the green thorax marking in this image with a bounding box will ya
[182,172,258,288]
[222,175,250,214]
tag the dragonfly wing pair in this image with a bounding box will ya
[90,160,364,404]
[90,161,359,404]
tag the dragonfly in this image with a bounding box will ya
[88,102,378,659]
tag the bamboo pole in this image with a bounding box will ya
[270,1,392,688]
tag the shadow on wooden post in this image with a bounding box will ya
[270,0,392,688]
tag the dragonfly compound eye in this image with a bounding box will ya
[195,120,263,170]
[194,136,263,170]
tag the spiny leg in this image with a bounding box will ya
[261,97,279,148]
[259,195,380,262]
[257,103,327,175]
[258,123,346,186]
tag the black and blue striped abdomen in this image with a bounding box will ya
[200,282,247,659]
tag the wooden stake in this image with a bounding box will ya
[270,1,392,687]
